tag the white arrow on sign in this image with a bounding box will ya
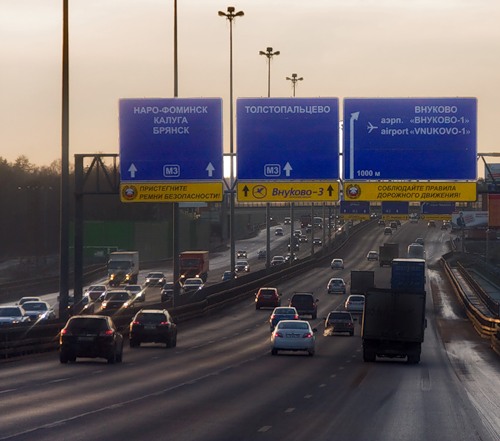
[349,112,359,179]
[284,162,293,177]
[128,163,138,178]
[206,162,215,177]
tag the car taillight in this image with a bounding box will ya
[99,330,114,336]
[270,315,276,320]
[303,333,313,338]
[294,315,299,319]
[275,332,283,338]
[159,321,170,326]
[132,321,140,325]
[60,329,70,336]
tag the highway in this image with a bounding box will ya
[0,221,499,441]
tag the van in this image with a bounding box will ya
[289,292,319,319]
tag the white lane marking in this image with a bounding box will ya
[0,389,17,394]
[48,378,70,384]
[258,426,272,432]
[285,408,295,413]
[319,384,326,388]
[304,394,313,399]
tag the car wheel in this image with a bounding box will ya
[107,349,117,364]
[349,331,354,336]
[59,351,69,364]
[166,335,173,348]
[129,339,140,348]
[308,349,315,356]
[312,313,317,320]
[116,345,123,363]
[172,335,177,348]
[271,348,278,355]
[255,305,260,310]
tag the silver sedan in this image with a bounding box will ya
[270,320,317,356]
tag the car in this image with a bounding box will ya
[59,315,123,364]
[271,255,285,266]
[257,249,267,259]
[415,237,425,245]
[271,320,317,356]
[269,306,299,331]
[383,226,393,235]
[125,284,145,302]
[327,278,346,295]
[160,281,174,303]
[390,221,398,229]
[221,270,237,281]
[324,311,355,336]
[312,238,322,246]
[330,258,344,270]
[21,301,56,321]
[289,292,319,319]
[284,253,298,263]
[84,285,107,301]
[17,297,42,306]
[344,294,365,314]
[255,287,281,310]
[274,227,284,236]
[288,240,300,251]
[427,220,436,227]
[236,250,247,258]
[0,305,30,325]
[293,229,302,238]
[377,219,386,226]
[144,272,167,287]
[235,259,250,272]
[299,234,308,243]
[129,309,177,348]
[181,277,204,294]
[100,290,134,313]
[366,250,379,261]
[441,221,450,230]
[410,216,419,223]
[283,217,292,225]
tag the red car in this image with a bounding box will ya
[255,287,281,310]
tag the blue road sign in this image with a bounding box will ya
[340,201,370,214]
[421,202,456,214]
[382,202,409,215]
[119,98,223,182]
[343,98,477,180]
[237,98,339,180]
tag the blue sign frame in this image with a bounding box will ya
[237,98,339,180]
[119,98,223,182]
[421,202,456,214]
[382,202,409,215]
[340,201,370,214]
[343,98,477,180]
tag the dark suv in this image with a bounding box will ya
[129,309,177,348]
[59,315,123,364]
[289,292,319,319]
[255,287,281,310]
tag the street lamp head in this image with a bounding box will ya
[266,47,273,52]
[274,51,280,56]
[219,7,244,18]
[259,51,266,56]
[235,11,244,17]
[227,6,235,13]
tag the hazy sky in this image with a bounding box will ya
[1,0,499,176]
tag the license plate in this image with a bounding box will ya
[286,334,300,338]
[144,325,156,330]
[78,336,94,341]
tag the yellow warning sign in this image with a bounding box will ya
[237,181,339,202]
[120,182,224,203]
[343,182,476,202]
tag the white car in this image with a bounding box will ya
[344,295,365,314]
[21,301,56,321]
[0,306,30,325]
[366,250,379,261]
[271,320,317,356]
[182,277,204,294]
[327,278,346,294]
[271,256,285,266]
[331,258,344,269]
[125,284,145,302]
[235,259,250,272]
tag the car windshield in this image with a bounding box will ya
[277,322,309,330]
[148,273,163,278]
[349,296,365,302]
[0,307,22,317]
[67,317,109,332]
[274,308,295,315]
[185,280,202,286]
[135,313,167,324]
[328,312,350,321]
[106,292,130,301]
[22,302,48,311]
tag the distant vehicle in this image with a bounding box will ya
[379,243,399,267]
[255,287,281,310]
[181,277,204,294]
[129,309,177,348]
[407,243,425,260]
[17,297,41,306]
[384,227,393,235]
[415,237,425,245]
[271,255,285,266]
[289,292,319,319]
[331,258,344,269]
[100,290,134,313]
[269,306,299,331]
[0,305,30,325]
[441,221,450,230]
[84,285,107,301]
[313,216,323,229]
[275,227,284,236]
[312,238,322,246]
[125,284,145,302]
[427,220,436,227]
[271,320,317,356]
[145,272,167,287]
[299,234,308,243]
[324,311,355,336]
[410,216,419,223]
[22,301,56,321]
[327,278,346,295]
[283,217,292,225]
[235,259,250,272]
[378,219,386,226]
[284,253,298,263]
[257,250,267,259]
[59,315,123,364]
[390,221,398,229]
[293,229,302,238]
[366,250,379,261]
[344,294,365,314]
[160,282,174,303]
[107,251,139,286]
[221,270,237,281]
[179,250,209,283]
[236,250,247,258]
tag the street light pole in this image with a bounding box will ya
[259,47,280,97]
[219,6,244,273]
[259,47,280,267]
[286,73,303,97]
